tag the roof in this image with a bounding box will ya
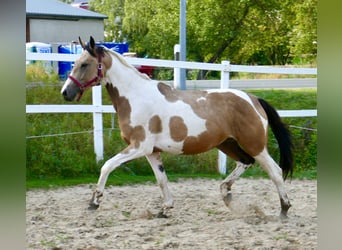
[26,0,107,20]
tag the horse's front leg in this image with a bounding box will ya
[146,152,174,208]
[220,162,250,207]
[89,145,147,210]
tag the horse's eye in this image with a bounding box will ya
[81,63,88,69]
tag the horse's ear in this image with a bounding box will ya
[79,37,86,49]
[89,36,96,50]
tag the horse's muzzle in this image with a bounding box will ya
[62,90,71,101]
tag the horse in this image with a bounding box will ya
[61,36,294,219]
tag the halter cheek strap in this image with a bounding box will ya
[68,51,104,101]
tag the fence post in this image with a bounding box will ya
[218,60,230,175]
[92,85,104,162]
[220,60,230,88]
[174,44,181,89]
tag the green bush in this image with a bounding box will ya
[26,62,59,84]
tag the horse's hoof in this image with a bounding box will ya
[280,199,291,220]
[280,213,288,221]
[156,211,168,218]
[88,203,99,210]
[222,193,233,207]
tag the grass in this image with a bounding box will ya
[26,173,223,190]
[26,167,315,190]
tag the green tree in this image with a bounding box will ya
[89,0,317,67]
[122,0,179,58]
[89,0,125,42]
[290,0,317,64]
[230,0,293,65]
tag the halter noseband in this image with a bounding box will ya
[68,48,104,101]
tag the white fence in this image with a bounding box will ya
[26,52,317,175]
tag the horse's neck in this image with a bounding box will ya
[106,53,157,103]
[106,52,153,95]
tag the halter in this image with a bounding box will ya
[68,48,104,101]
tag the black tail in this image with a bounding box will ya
[258,98,294,180]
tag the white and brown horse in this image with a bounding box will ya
[61,36,294,218]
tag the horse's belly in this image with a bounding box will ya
[154,139,184,155]
[181,135,219,154]
[154,133,221,155]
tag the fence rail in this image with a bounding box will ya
[26,52,317,74]
[26,52,317,174]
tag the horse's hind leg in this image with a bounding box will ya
[217,138,255,207]
[146,152,174,208]
[254,148,291,219]
[220,162,251,206]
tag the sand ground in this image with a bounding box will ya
[26,178,317,249]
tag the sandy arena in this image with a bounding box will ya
[26,178,317,249]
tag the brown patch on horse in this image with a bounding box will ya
[157,82,180,102]
[171,90,267,157]
[149,115,163,134]
[182,133,216,154]
[169,116,188,142]
[105,83,120,111]
[130,125,146,148]
[105,83,146,149]
[102,50,113,77]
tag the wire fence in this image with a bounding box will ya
[26,124,317,140]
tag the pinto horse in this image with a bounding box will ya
[61,36,294,218]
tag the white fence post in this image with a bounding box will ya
[220,60,230,89]
[174,44,181,89]
[218,60,230,175]
[92,85,104,162]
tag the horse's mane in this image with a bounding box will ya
[105,49,151,81]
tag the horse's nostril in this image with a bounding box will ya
[62,90,71,101]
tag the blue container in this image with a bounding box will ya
[58,44,82,80]
[26,42,52,68]
[97,42,129,54]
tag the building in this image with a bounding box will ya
[26,0,107,43]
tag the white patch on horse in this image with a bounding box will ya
[196,96,207,102]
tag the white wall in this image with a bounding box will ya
[29,18,104,44]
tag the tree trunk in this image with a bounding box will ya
[196,5,252,80]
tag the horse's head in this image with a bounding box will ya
[61,36,107,101]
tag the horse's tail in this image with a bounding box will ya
[258,98,294,180]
